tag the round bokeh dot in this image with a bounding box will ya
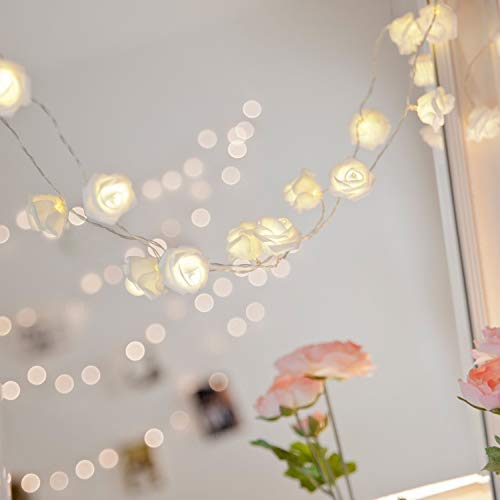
[99,449,119,470]
[197,129,218,149]
[0,316,12,336]
[145,323,166,344]
[227,317,247,337]
[0,225,10,244]
[221,166,241,186]
[27,366,47,386]
[227,140,247,159]
[243,100,263,119]
[191,208,211,228]
[2,381,20,401]
[75,460,94,480]
[194,293,214,313]
[80,273,103,295]
[144,428,164,448]
[55,374,74,395]
[21,474,40,493]
[272,259,291,278]
[162,170,183,191]
[213,277,233,298]
[248,268,268,287]
[68,206,86,226]
[183,157,204,178]
[50,471,69,491]
[162,219,181,239]
[246,302,266,322]
[125,341,145,362]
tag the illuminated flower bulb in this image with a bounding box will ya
[411,54,436,87]
[83,173,136,225]
[27,195,68,239]
[349,108,391,150]
[160,247,209,295]
[416,87,455,131]
[466,106,500,143]
[0,59,31,117]
[389,12,423,55]
[419,126,444,150]
[417,3,457,45]
[255,217,301,256]
[329,158,374,201]
[124,256,164,299]
[284,169,323,213]
[227,222,263,261]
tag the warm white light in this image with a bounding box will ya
[0,316,12,336]
[103,264,123,285]
[248,268,268,287]
[83,173,136,225]
[243,100,262,119]
[228,140,247,159]
[246,302,266,322]
[27,366,47,386]
[21,474,40,494]
[412,54,436,87]
[170,411,191,431]
[209,372,229,392]
[68,206,86,226]
[190,180,213,201]
[2,381,20,401]
[420,126,444,150]
[349,109,391,150]
[165,296,188,321]
[55,374,74,395]
[125,341,145,362]
[284,169,323,212]
[389,12,423,55]
[162,218,182,238]
[466,106,500,143]
[194,293,214,313]
[27,195,68,239]
[75,460,95,480]
[221,166,241,186]
[16,210,30,230]
[330,158,375,201]
[147,238,166,257]
[145,323,166,344]
[227,317,247,337]
[191,208,211,228]
[144,428,164,448]
[0,225,10,244]
[213,277,233,298]
[0,60,31,117]
[183,157,204,178]
[125,278,145,297]
[81,365,101,386]
[99,449,119,470]
[235,121,255,140]
[227,222,262,261]
[255,217,302,256]
[80,273,103,295]
[416,87,455,131]
[50,471,69,491]
[142,179,163,200]
[197,129,218,149]
[162,170,183,191]
[272,259,291,278]
[124,256,164,299]
[417,2,458,45]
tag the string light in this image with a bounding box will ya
[349,108,391,150]
[330,158,375,201]
[412,53,436,87]
[27,195,68,239]
[0,59,31,117]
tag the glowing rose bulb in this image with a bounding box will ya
[255,217,302,256]
[389,12,423,55]
[0,59,31,117]
[283,169,323,213]
[420,126,444,150]
[411,54,436,87]
[466,106,500,143]
[226,222,263,261]
[416,87,455,132]
[83,173,136,225]
[160,247,209,295]
[330,158,374,201]
[27,195,68,239]
[349,108,391,150]
[417,3,457,45]
[124,256,165,299]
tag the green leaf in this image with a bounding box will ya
[290,441,327,462]
[484,446,500,474]
[495,436,500,446]
[491,408,500,415]
[457,396,486,412]
[285,464,324,492]
[327,453,357,478]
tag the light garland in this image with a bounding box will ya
[0,1,456,305]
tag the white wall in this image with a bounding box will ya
[0,1,484,499]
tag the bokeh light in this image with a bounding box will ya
[221,166,241,186]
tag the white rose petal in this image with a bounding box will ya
[417,87,455,132]
[349,108,391,151]
[27,194,68,239]
[255,217,301,256]
[466,106,500,143]
[0,59,31,117]
[420,126,444,150]
[83,173,136,225]
[284,169,323,213]
[411,54,436,88]
[389,12,424,55]
[417,3,457,45]
[124,256,165,300]
[330,158,375,201]
[227,222,263,261]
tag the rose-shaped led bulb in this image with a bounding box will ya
[419,126,444,150]
[226,222,263,261]
[160,247,209,295]
[27,194,68,239]
[124,256,165,300]
[255,217,301,256]
[330,158,374,201]
[411,54,436,87]
[466,106,500,143]
[0,59,31,117]
[389,12,423,55]
[283,169,323,213]
[349,108,391,150]
[83,173,136,225]
[417,3,457,45]
[416,87,455,131]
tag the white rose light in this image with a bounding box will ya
[416,87,455,132]
[0,59,31,117]
[255,217,301,256]
[417,3,457,45]
[124,256,165,299]
[160,247,209,295]
[330,158,374,201]
[83,173,136,225]
[419,126,444,150]
[349,108,391,150]
[284,169,323,213]
[389,13,423,55]
[411,54,436,87]
[466,106,500,143]
[27,195,68,239]
[227,222,263,261]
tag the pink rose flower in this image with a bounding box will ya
[292,411,328,437]
[459,358,500,411]
[276,341,374,380]
[474,327,500,359]
[255,375,324,420]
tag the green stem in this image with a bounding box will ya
[323,383,355,500]
[313,436,344,500]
